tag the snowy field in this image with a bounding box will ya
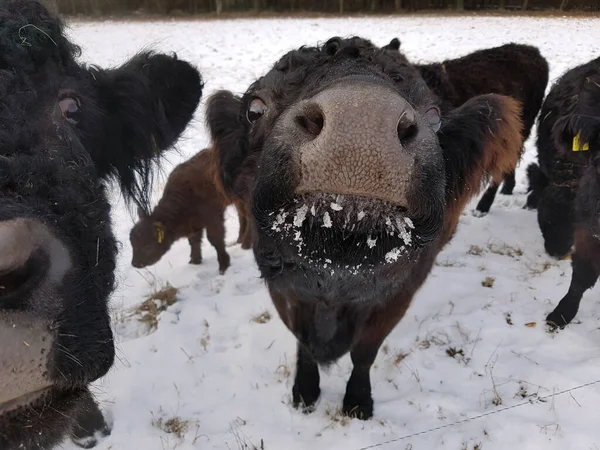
[62,15,600,450]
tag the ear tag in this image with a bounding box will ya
[157,228,165,244]
[573,131,590,152]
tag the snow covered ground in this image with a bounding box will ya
[61,15,600,450]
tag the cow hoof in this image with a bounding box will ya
[292,385,320,414]
[189,258,203,265]
[342,394,373,420]
[546,309,573,330]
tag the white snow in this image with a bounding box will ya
[60,15,600,450]
[293,204,309,227]
[367,236,377,249]
[322,211,333,228]
[385,247,404,263]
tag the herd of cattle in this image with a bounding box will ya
[0,0,599,448]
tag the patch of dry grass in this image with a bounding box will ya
[251,310,272,324]
[488,242,523,257]
[136,283,179,331]
[482,277,495,288]
[468,245,484,256]
[199,320,210,352]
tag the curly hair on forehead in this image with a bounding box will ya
[0,0,80,72]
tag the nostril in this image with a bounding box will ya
[396,109,418,145]
[397,122,418,145]
[0,221,51,304]
[0,250,49,303]
[296,105,324,138]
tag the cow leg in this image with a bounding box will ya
[206,217,230,274]
[500,170,516,195]
[292,342,321,413]
[547,232,600,328]
[188,231,203,265]
[343,301,411,420]
[240,203,252,250]
[475,181,500,215]
[70,394,111,449]
[235,201,248,245]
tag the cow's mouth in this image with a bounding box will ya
[258,193,423,272]
[0,387,54,415]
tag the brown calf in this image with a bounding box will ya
[129,147,250,274]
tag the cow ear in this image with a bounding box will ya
[90,51,203,212]
[386,38,401,50]
[205,90,250,196]
[551,74,600,156]
[438,94,523,205]
[153,221,166,244]
[552,114,600,155]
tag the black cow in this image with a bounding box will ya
[0,1,203,448]
[206,36,523,419]
[525,56,600,328]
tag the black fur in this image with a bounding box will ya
[207,36,522,420]
[526,56,600,327]
[0,1,202,448]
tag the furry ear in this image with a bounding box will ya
[437,94,523,240]
[87,51,203,213]
[205,90,250,196]
[384,38,401,51]
[0,0,80,72]
[552,74,600,156]
[153,221,165,244]
[553,114,600,155]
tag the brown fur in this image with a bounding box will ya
[442,98,523,244]
[129,147,249,273]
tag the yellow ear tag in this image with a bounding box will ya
[573,131,590,152]
[157,229,165,244]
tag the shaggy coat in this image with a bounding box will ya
[206,36,523,419]
[0,1,202,449]
[525,56,600,328]
[415,42,549,214]
[130,147,250,274]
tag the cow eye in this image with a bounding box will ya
[425,106,441,131]
[247,98,267,124]
[59,97,81,125]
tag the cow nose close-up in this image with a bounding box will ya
[287,80,419,206]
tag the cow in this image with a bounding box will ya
[525,56,600,328]
[413,42,549,215]
[130,147,251,274]
[206,36,523,419]
[0,1,203,448]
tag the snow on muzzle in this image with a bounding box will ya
[0,219,71,413]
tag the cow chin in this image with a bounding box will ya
[0,388,88,449]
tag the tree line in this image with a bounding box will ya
[52,0,600,15]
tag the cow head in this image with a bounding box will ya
[0,1,203,448]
